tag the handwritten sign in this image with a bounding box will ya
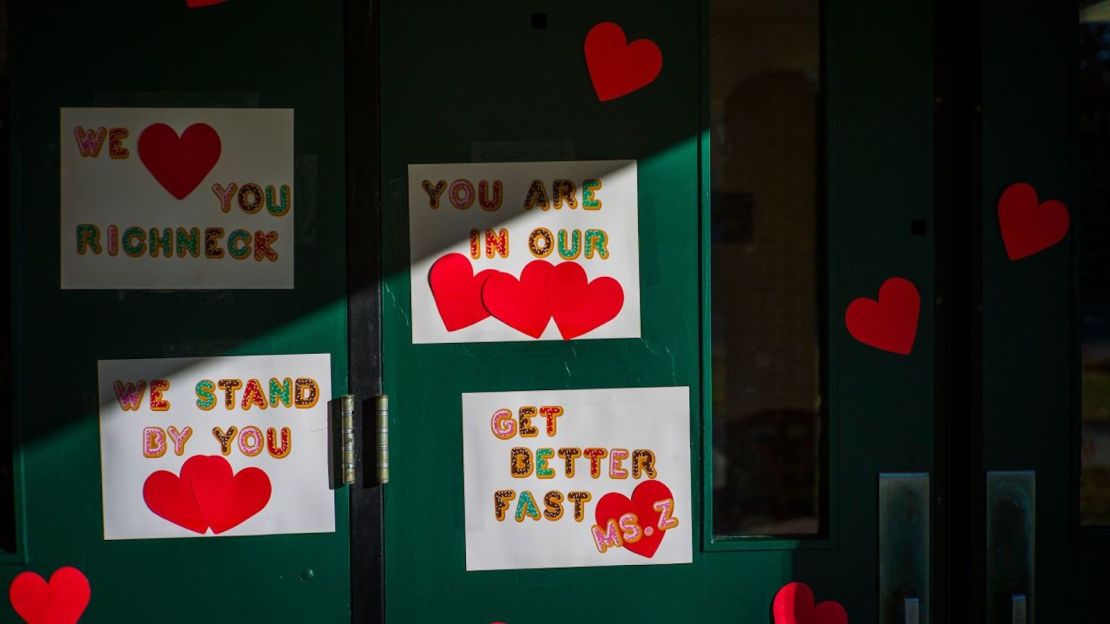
[462,387,691,570]
[409,160,640,343]
[61,108,294,289]
[98,354,334,540]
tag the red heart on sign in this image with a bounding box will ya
[997,182,1070,260]
[138,122,221,200]
[584,22,663,102]
[428,253,500,331]
[143,467,209,534]
[772,582,848,624]
[481,260,554,338]
[9,567,90,624]
[844,277,920,355]
[594,480,675,559]
[548,262,624,339]
[143,455,271,534]
[182,455,272,534]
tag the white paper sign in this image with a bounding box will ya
[462,386,691,571]
[98,354,334,540]
[409,160,640,343]
[61,107,294,289]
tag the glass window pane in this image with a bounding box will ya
[710,0,823,537]
[1079,2,1110,526]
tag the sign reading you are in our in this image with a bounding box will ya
[60,108,294,289]
[408,160,640,343]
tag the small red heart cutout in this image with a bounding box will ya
[428,253,500,331]
[186,0,227,7]
[548,262,624,340]
[138,122,221,200]
[594,480,675,559]
[997,182,1070,260]
[10,567,91,624]
[584,22,663,102]
[481,260,554,338]
[844,277,920,355]
[182,455,272,534]
[772,582,847,624]
[143,468,209,534]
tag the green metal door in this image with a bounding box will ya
[380,1,936,621]
[981,0,1110,620]
[4,2,351,622]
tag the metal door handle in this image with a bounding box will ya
[903,596,920,624]
[986,471,1035,624]
[879,473,929,623]
[1011,593,1027,624]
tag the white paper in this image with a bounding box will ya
[61,107,294,289]
[409,160,640,343]
[98,354,334,540]
[462,386,691,571]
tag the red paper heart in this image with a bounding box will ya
[428,253,500,331]
[481,260,554,338]
[772,582,848,624]
[137,122,221,200]
[997,182,1070,260]
[143,455,271,534]
[594,480,674,559]
[548,262,624,339]
[844,277,920,355]
[143,468,209,534]
[186,0,227,7]
[181,455,272,534]
[584,22,663,102]
[9,567,91,624]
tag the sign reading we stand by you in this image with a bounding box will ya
[409,160,640,343]
[98,354,334,540]
[61,107,294,289]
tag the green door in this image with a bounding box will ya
[981,0,1110,621]
[4,2,350,622]
[380,0,936,621]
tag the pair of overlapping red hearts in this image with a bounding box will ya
[429,253,624,340]
[142,455,271,535]
[845,182,1069,356]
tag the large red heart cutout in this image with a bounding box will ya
[138,122,221,200]
[481,260,554,338]
[9,567,90,624]
[143,455,271,534]
[143,468,209,534]
[772,582,848,624]
[997,182,1070,260]
[594,480,675,559]
[844,277,919,355]
[428,253,500,331]
[182,455,272,534]
[584,22,663,102]
[548,262,624,339]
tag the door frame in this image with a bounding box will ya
[345,1,385,623]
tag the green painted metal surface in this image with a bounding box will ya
[980,0,1108,620]
[5,2,351,622]
[380,1,934,621]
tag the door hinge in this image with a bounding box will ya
[329,394,388,488]
[329,394,357,488]
[375,394,389,484]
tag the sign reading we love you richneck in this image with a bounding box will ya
[60,108,294,289]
